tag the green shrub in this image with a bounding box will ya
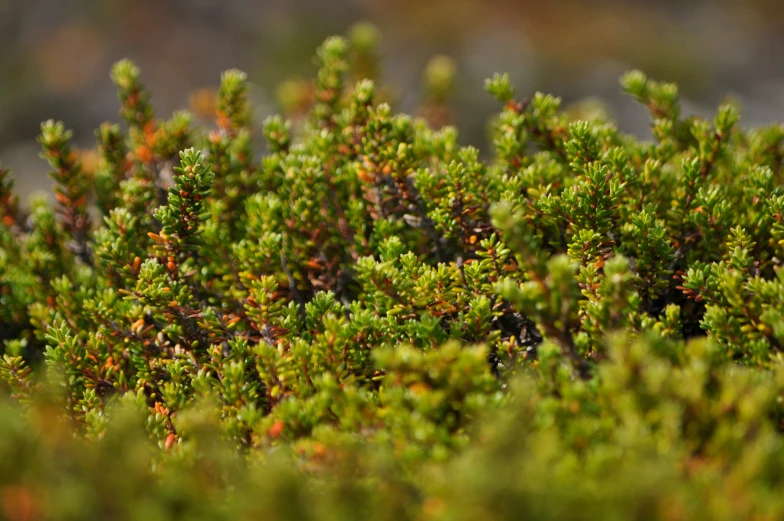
[2,25,784,519]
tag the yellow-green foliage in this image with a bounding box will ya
[2,25,784,519]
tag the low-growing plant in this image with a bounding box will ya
[2,24,784,520]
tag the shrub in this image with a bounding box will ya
[2,25,784,519]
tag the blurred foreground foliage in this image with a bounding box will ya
[3,25,784,519]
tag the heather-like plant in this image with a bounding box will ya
[2,24,784,519]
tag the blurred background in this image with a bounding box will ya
[2,0,784,200]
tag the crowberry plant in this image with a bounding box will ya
[2,25,784,520]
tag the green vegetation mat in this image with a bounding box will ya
[2,27,784,520]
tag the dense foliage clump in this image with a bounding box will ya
[3,26,784,519]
